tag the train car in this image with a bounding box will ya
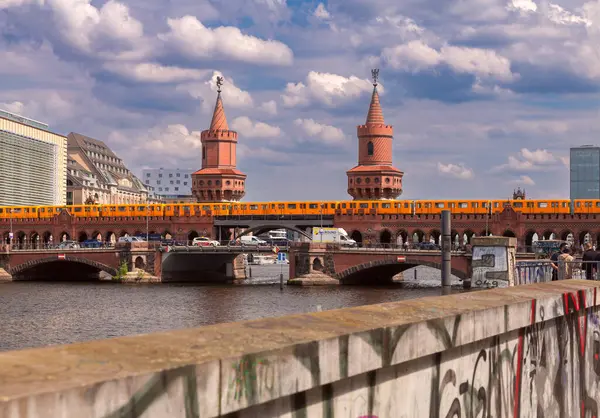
[37,206,63,219]
[99,204,136,217]
[508,199,570,215]
[572,199,600,215]
[0,206,39,219]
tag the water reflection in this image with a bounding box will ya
[0,266,466,352]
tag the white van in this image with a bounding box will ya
[240,236,267,247]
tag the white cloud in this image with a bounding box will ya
[103,62,210,83]
[258,100,278,115]
[109,124,202,167]
[436,162,474,180]
[492,148,566,172]
[294,118,345,143]
[547,3,590,26]
[231,116,281,138]
[510,175,535,186]
[178,71,254,111]
[381,40,516,81]
[314,3,331,20]
[508,0,537,13]
[158,16,293,66]
[0,0,44,7]
[0,101,25,114]
[282,71,381,107]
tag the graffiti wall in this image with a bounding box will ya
[471,236,517,289]
[1,282,599,417]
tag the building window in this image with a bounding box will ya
[175,187,179,191]
[185,174,189,178]
[157,180,161,185]
[367,141,374,156]
[184,182,188,186]
[170,180,174,184]
[202,146,206,160]
[226,180,231,186]
[159,188,163,191]
[145,180,149,184]
[159,174,162,178]
[176,173,180,177]
[165,187,169,191]
[169,173,173,178]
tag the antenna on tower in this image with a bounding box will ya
[216,76,224,94]
[371,69,379,87]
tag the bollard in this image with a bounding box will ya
[414,269,417,281]
[441,210,451,287]
[249,266,252,278]
[280,273,284,290]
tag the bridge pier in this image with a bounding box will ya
[288,243,339,285]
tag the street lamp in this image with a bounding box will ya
[8,209,13,250]
[146,205,150,242]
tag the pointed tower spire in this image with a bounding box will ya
[210,76,229,131]
[366,69,384,124]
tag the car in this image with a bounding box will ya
[240,236,268,247]
[192,237,220,247]
[57,240,80,249]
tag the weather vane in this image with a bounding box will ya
[371,69,379,87]
[216,76,224,93]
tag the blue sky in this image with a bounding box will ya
[1,0,598,201]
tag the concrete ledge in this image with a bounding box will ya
[0,280,599,417]
[287,273,339,286]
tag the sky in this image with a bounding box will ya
[0,0,598,201]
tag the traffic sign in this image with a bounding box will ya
[8,232,13,239]
[397,256,406,262]
[277,252,287,262]
[58,254,66,260]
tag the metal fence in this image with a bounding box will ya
[515,260,600,285]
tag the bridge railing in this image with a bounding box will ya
[515,260,600,284]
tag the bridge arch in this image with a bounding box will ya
[336,259,468,284]
[10,256,118,279]
[350,230,363,245]
[234,225,313,240]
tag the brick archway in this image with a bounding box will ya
[335,259,468,282]
[9,256,118,277]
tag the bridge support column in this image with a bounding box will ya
[288,243,338,286]
[470,236,517,289]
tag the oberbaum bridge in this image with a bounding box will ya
[1,72,600,417]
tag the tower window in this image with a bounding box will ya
[367,141,374,156]
[202,146,206,160]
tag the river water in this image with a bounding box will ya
[0,265,465,352]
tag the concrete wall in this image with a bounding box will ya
[0,280,599,417]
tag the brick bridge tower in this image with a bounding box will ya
[346,69,403,200]
[192,76,246,202]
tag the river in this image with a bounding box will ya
[0,265,465,352]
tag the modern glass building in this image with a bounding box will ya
[141,168,194,198]
[0,110,67,206]
[570,146,600,199]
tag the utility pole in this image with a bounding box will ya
[9,209,13,251]
[441,210,451,288]
[146,205,150,242]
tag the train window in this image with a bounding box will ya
[202,205,210,210]
[309,204,318,209]
[458,202,468,208]
[138,206,145,211]
[596,202,600,208]
[181,206,189,211]
[74,207,82,212]
[563,202,568,207]
[117,206,126,212]
[277,204,283,209]
[382,203,391,208]
[350,203,356,208]
[435,202,444,208]
[527,202,534,208]
[233,205,239,210]
[472,202,478,208]
[262,204,268,209]
[359,203,368,208]
[287,204,297,209]
[424,203,431,208]
[404,203,409,208]
[417,203,421,208]
[330,204,335,209]
[0,209,3,213]
[341,203,347,208]
[494,202,499,208]
[513,202,523,208]
[250,205,258,210]
[85,207,90,212]
[577,202,581,207]
[586,202,592,207]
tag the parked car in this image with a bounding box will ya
[192,237,220,247]
[57,240,80,249]
[240,236,268,247]
[118,236,145,243]
[80,239,102,248]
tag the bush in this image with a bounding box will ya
[113,261,128,281]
